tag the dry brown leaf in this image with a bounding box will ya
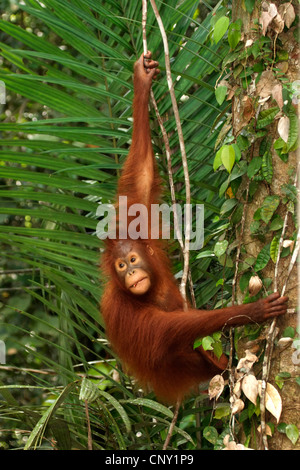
[242,374,259,405]
[257,424,273,436]
[282,239,294,251]
[236,350,258,374]
[278,3,295,28]
[260,11,273,36]
[242,96,254,123]
[208,374,224,400]
[233,380,242,398]
[112,369,120,382]
[256,70,276,98]
[227,85,238,101]
[231,398,245,414]
[258,381,282,423]
[257,71,283,108]
[268,3,278,18]
[245,350,258,362]
[222,435,253,450]
[236,444,253,450]
[272,14,284,34]
[277,336,293,349]
[233,95,255,134]
[260,3,278,35]
[278,115,290,142]
[272,82,283,109]
[249,275,263,296]
[277,61,289,73]
[244,341,260,354]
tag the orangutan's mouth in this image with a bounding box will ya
[130,277,147,289]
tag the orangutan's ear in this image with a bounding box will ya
[147,245,154,256]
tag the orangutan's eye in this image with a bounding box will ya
[115,259,127,272]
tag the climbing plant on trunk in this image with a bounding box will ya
[209,0,299,450]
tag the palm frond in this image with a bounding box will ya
[0,0,230,450]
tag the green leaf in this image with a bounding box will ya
[212,338,223,359]
[254,244,271,271]
[274,137,285,150]
[282,326,295,338]
[214,404,230,419]
[215,85,227,105]
[240,272,252,292]
[213,16,229,44]
[286,109,298,152]
[220,145,235,173]
[203,426,219,444]
[262,150,273,183]
[79,377,101,403]
[244,0,255,14]
[277,423,287,434]
[220,198,238,216]
[276,372,291,380]
[286,424,299,445]
[0,380,19,407]
[202,336,214,351]
[196,250,215,259]
[125,398,173,419]
[193,338,202,349]
[270,236,280,263]
[213,147,223,171]
[213,332,222,341]
[214,240,228,257]
[247,157,262,179]
[257,107,280,129]
[281,183,298,204]
[250,220,261,235]
[219,179,229,197]
[232,143,241,161]
[24,382,77,450]
[275,372,291,389]
[0,72,101,117]
[98,390,131,434]
[228,21,241,50]
[269,215,284,231]
[237,134,250,151]
[259,136,272,157]
[260,195,280,224]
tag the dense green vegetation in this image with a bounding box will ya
[0,0,298,450]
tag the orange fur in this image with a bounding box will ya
[100,53,288,404]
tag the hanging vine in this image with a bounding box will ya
[141,0,299,450]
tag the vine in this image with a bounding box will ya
[200,1,299,450]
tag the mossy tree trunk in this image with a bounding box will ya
[231,0,299,450]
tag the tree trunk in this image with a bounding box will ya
[231,0,299,450]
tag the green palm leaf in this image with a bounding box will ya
[0,0,230,450]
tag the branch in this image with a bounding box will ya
[149,0,191,301]
[142,0,194,306]
[162,399,181,450]
[274,162,299,293]
[229,179,250,438]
